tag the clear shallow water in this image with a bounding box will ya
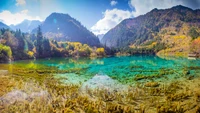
[11,55,200,85]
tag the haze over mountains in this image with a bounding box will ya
[97,34,104,41]
[10,20,41,33]
[0,22,9,29]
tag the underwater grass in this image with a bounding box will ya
[0,63,200,112]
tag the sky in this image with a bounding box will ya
[0,0,200,35]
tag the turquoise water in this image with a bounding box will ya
[12,55,200,85]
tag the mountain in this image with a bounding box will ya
[97,34,104,42]
[10,20,41,33]
[102,5,200,55]
[32,13,100,46]
[0,22,9,29]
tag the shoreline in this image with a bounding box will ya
[0,53,192,64]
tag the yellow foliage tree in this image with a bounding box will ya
[190,37,200,54]
[27,51,34,58]
[54,42,106,57]
[96,48,105,56]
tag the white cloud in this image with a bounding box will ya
[91,0,200,35]
[20,9,29,14]
[129,0,200,17]
[16,0,26,6]
[111,1,118,6]
[91,9,134,35]
[0,10,42,25]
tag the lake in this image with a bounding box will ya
[13,55,200,74]
[8,55,200,85]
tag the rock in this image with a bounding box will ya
[30,90,49,99]
[1,90,28,104]
[0,90,49,105]
[145,82,159,87]
[80,74,128,93]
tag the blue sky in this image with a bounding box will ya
[0,0,200,35]
[0,0,131,31]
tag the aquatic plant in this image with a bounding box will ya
[144,82,160,87]
[1,56,200,113]
[166,92,190,101]
[157,102,184,113]
[194,91,200,102]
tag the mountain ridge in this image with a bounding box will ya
[102,5,200,50]
[10,20,41,33]
[32,12,100,47]
[0,22,9,29]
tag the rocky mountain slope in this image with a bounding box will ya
[102,5,200,56]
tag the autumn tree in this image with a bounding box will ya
[190,37,200,54]
[96,47,106,56]
[0,44,12,62]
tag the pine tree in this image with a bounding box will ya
[36,26,43,58]
[42,38,51,57]
[15,29,25,52]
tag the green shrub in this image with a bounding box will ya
[188,27,199,39]
[0,44,12,62]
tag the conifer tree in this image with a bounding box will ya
[36,26,43,58]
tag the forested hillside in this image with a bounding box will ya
[0,27,105,62]
[102,5,200,56]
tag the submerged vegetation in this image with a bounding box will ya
[0,56,200,112]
